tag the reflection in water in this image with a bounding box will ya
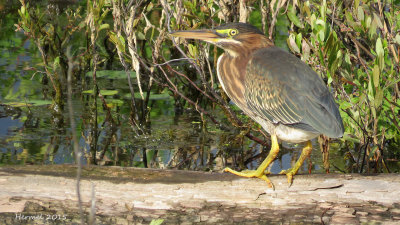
[1,97,326,175]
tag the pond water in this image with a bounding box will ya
[0,98,331,174]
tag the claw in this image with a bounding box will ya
[286,172,294,187]
[223,135,280,188]
[279,169,294,187]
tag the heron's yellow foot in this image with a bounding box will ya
[279,168,296,186]
[224,135,280,189]
[223,168,270,175]
[279,140,313,187]
[224,167,273,187]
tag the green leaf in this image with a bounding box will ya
[315,19,325,26]
[303,2,311,18]
[2,102,28,107]
[376,38,384,70]
[354,0,359,10]
[324,32,336,56]
[287,11,303,28]
[340,101,352,110]
[188,44,198,58]
[82,90,94,94]
[320,0,326,20]
[85,70,134,79]
[345,53,351,65]
[371,105,376,120]
[369,18,377,38]
[106,99,124,107]
[149,219,164,225]
[301,40,310,61]
[327,76,333,85]
[357,7,364,21]
[372,65,380,88]
[183,1,195,11]
[365,16,372,29]
[146,2,154,12]
[310,14,316,29]
[395,34,400,45]
[287,34,300,53]
[109,31,125,53]
[359,93,366,105]
[136,31,146,40]
[343,132,361,143]
[83,90,119,96]
[367,78,374,101]
[376,38,384,57]
[21,6,26,15]
[100,90,118,96]
[318,29,325,42]
[374,88,383,108]
[125,92,172,100]
[29,100,53,106]
[295,33,302,49]
[98,23,110,31]
[2,99,52,107]
[329,50,342,76]
[53,56,60,69]
[373,13,383,29]
[339,101,351,110]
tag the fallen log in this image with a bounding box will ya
[0,165,399,224]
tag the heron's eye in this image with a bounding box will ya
[229,29,238,36]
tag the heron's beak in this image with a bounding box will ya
[170,30,220,43]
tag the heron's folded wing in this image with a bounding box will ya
[244,47,344,138]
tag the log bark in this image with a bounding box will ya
[0,165,399,224]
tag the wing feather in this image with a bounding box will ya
[244,47,344,138]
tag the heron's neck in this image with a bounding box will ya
[224,35,274,58]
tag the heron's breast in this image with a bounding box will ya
[217,54,248,109]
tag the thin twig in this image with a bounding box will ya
[165,65,216,102]
[360,137,370,173]
[260,0,268,34]
[99,94,116,125]
[269,0,286,40]
[153,58,192,66]
[66,46,84,224]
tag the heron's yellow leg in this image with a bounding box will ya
[224,135,279,188]
[279,140,312,186]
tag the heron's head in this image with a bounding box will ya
[171,23,272,57]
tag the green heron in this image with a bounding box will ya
[171,23,344,187]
